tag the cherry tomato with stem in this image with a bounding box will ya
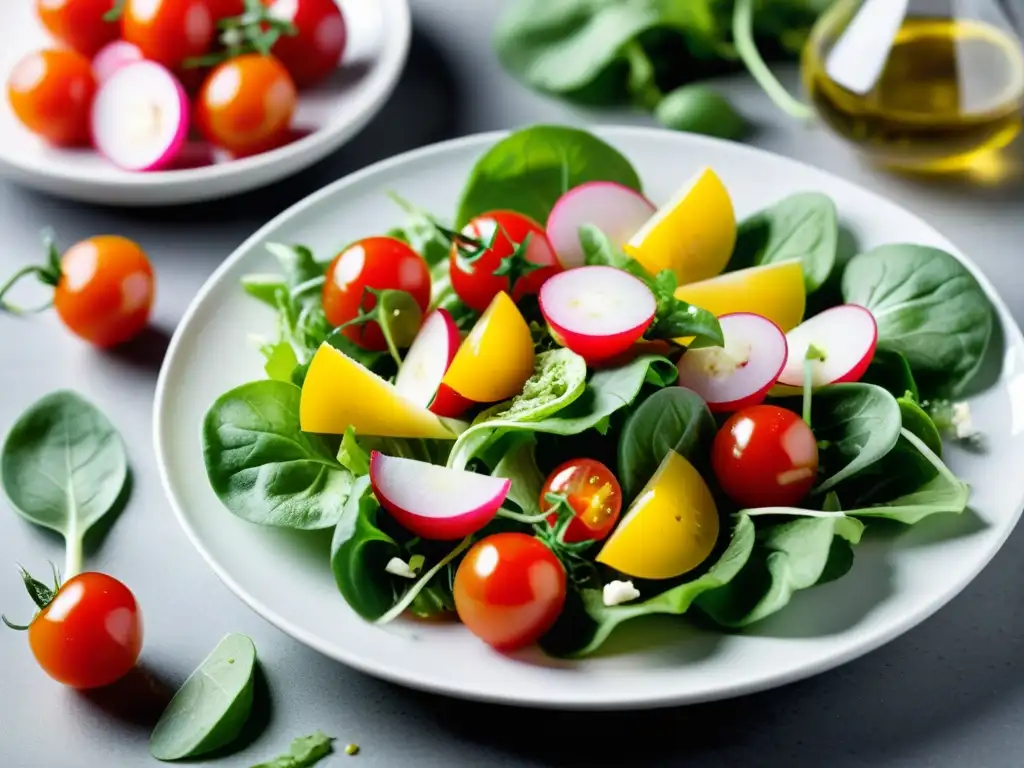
[712,404,819,508]
[0,232,155,349]
[7,49,96,147]
[3,568,143,689]
[121,0,215,71]
[540,458,622,543]
[322,236,431,351]
[265,0,347,89]
[196,54,297,157]
[453,533,566,651]
[35,0,120,58]
[449,211,561,313]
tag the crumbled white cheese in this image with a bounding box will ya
[952,401,976,440]
[385,557,418,579]
[602,580,640,607]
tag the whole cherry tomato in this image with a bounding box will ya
[7,49,96,147]
[4,571,143,689]
[453,533,566,651]
[540,458,622,543]
[121,0,215,71]
[449,211,561,313]
[206,0,245,22]
[322,236,431,351]
[35,0,120,57]
[266,0,347,88]
[712,405,819,508]
[196,54,297,157]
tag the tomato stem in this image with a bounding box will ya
[103,0,125,23]
[0,266,58,315]
[183,0,297,69]
[496,508,551,525]
[375,536,474,626]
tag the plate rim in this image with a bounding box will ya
[0,0,411,201]
[153,125,1024,710]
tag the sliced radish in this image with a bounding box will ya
[369,451,511,540]
[676,313,788,413]
[429,383,475,419]
[92,41,144,84]
[546,182,656,268]
[539,266,656,363]
[777,305,878,388]
[394,309,463,413]
[91,61,188,172]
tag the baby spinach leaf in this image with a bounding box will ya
[202,380,353,530]
[618,387,716,500]
[861,348,919,401]
[455,125,642,227]
[149,633,256,761]
[730,192,838,292]
[540,514,756,657]
[330,476,401,621]
[841,244,994,397]
[898,395,943,457]
[655,84,748,139]
[492,434,546,516]
[696,511,864,628]
[1,390,128,578]
[261,341,299,382]
[448,354,676,470]
[250,731,334,768]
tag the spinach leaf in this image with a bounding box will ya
[336,427,370,475]
[455,125,642,227]
[655,84,748,139]
[540,514,756,657]
[149,633,256,761]
[492,434,546,516]
[803,383,902,495]
[250,732,334,768]
[730,192,837,292]
[580,223,632,269]
[261,341,299,382]
[898,395,943,457]
[1,390,128,578]
[386,192,451,267]
[841,244,994,397]
[618,387,716,500]
[330,476,401,620]
[861,347,919,401]
[202,380,353,530]
[448,354,676,470]
[696,510,864,628]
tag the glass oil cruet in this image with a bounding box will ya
[741,0,1024,172]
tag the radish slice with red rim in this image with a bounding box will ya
[92,41,144,84]
[91,61,188,172]
[546,182,656,268]
[676,312,788,412]
[539,265,656,362]
[394,309,461,410]
[777,304,878,388]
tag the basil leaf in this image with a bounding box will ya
[149,633,256,761]
[202,380,353,530]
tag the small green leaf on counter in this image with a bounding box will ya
[655,85,748,140]
[250,731,335,768]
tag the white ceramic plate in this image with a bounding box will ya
[154,127,1024,709]
[0,0,409,206]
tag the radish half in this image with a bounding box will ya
[394,309,472,417]
[92,41,144,84]
[777,304,878,388]
[91,61,189,172]
[546,182,656,268]
[539,266,656,362]
[676,313,788,412]
[370,451,511,540]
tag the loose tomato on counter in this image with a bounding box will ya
[120,0,216,71]
[3,570,143,689]
[712,404,819,508]
[453,533,566,652]
[266,0,347,88]
[35,0,120,58]
[540,458,622,543]
[322,236,431,351]
[7,49,96,147]
[449,211,561,312]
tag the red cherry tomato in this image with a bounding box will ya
[122,0,215,71]
[7,49,96,147]
[540,458,622,543]
[35,0,120,57]
[449,211,561,313]
[322,236,431,351]
[196,54,297,157]
[712,405,819,508]
[453,533,566,651]
[266,0,347,89]
[206,0,245,22]
[25,573,143,689]
[52,236,155,348]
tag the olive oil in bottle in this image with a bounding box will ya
[802,0,1024,171]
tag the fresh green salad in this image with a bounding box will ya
[201,124,993,658]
